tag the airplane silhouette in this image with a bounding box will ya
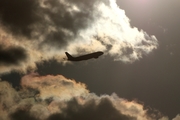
[65,51,104,61]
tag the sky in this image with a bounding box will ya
[0,0,180,120]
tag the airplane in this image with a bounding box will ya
[65,51,104,61]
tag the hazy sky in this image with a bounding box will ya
[0,0,180,120]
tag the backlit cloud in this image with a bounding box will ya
[0,73,171,120]
[0,0,158,74]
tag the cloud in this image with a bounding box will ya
[0,0,158,74]
[20,73,89,101]
[0,45,27,65]
[46,98,135,120]
[172,114,180,120]
[0,0,40,38]
[0,73,173,120]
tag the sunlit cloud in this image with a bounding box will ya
[0,0,158,74]
[0,73,173,120]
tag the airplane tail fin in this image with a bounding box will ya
[65,52,73,59]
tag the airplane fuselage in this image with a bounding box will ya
[65,51,103,61]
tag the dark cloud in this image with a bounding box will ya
[8,97,135,120]
[0,0,40,38]
[0,0,104,47]
[47,98,135,120]
[10,109,38,120]
[0,45,27,65]
[39,0,102,47]
[43,0,95,33]
[0,0,101,74]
